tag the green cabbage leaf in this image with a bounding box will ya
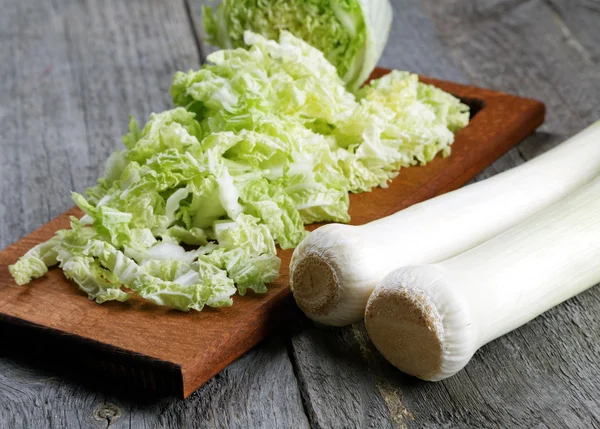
[10,32,468,311]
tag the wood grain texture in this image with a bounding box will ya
[288,326,395,429]
[103,336,310,429]
[546,0,600,64]
[0,335,310,429]
[0,0,198,249]
[0,69,544,398]
[0,0,309,426]
[422,0,600,136]
[0,355,106,429]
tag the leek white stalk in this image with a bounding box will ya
[365,173,600,380]
[290,121,600,326]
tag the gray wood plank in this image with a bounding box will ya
[0,355,106,429]
[0,0,199,250]
[288,325,395,429]
[107,336,309,429]
[0,0,309,427]
[546,0,600,64]
[422,0,600,136]
[377,1,468,84]
[187,0,218,62]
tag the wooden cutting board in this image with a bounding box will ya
[0,68,545,398]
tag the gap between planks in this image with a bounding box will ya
[182,0,206,63]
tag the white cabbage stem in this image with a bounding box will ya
[290,121,600,326]
[365,174,600,381]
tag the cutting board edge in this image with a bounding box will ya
[0,312,185,396]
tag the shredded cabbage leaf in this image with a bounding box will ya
[202,0,393,90]
[10,32,468,311]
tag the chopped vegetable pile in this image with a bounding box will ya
[9,31,469,311]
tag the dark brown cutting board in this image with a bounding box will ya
[0,68,545,398]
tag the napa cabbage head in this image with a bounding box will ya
[202,0,393,90]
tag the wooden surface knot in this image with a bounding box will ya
[93,403,121,424]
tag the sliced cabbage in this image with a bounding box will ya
[10,32,468,311]
[202,0,393,90]
[9,236,61,286]
[336,71,470,191]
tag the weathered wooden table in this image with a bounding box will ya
[1,1,599,428]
